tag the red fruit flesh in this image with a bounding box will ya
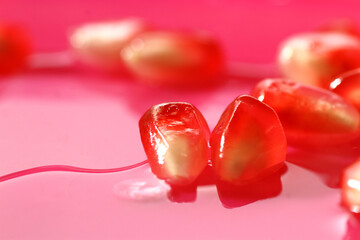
[251,79,360,147]
[139,102,210,185]
[121,31,224,88]
[330,68,360,112]
[70,18,151,71]
[278,32,360,88]
[210,95,287,185]
[0,23,31,75]
[342,159,360,214]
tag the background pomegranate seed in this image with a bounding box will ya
[251,78,360,148]
[0,23,31,75]
[70,18,151,72]
[330,68,360,112]
[121,31,224,88]
[278,32,360,88]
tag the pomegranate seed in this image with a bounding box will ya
[139,102,210,185]
[70,18,151,71]
[342,158,360,214]
[121,31,224,88]
[0,23,31,75]
[330,68,360,112]
[278,32,360,88]
[251,79,360,147]
[210,95,287,185]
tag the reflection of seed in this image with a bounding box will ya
[113,179,170,202]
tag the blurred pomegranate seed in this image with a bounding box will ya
[278,32,360,88]
[70,18,151,71]
[330,68,360,112]
[0,23,31,75]
[342,158,360,214]
[251,79,360,148]
[121,31,224,88]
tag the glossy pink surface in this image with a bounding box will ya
[1,0,360,239]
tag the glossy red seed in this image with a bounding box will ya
[278,32,360,88]
[251,79,360,147]
[342,158,360,214]
[210,95,287,185]
[70,18,151,71]
[121,31,224,88]
[330,68,360,112]
[0,23,31,75]
[139,102,210,185]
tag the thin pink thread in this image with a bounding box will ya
[0,160,148,183]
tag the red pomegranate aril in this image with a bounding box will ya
[330,68,360,112]
[0,23,31,75]
[251,79,360,147]
[342,158,360,214]
[121,31,224,88]
[70,18,151,71]
[210,95,287,185]
[139,102,210,185]
[278,32,360,88]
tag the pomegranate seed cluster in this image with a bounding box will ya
[277,25,360,214]
[140,96,287,186]
[139,22,360,214]
[2,17,360,214]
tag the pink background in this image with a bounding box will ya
[1,0,360,239]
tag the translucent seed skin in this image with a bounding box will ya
[210,95,287,185]
[139,102,210,185]
[342,159,360,214]
[0,23,31,75]
[251,79,360,147]
[121,31,224,88]
[70,18,151,71]
[278,32,360,88]
[330,68,360,112]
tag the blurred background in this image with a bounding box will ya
[2,0,360,63]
